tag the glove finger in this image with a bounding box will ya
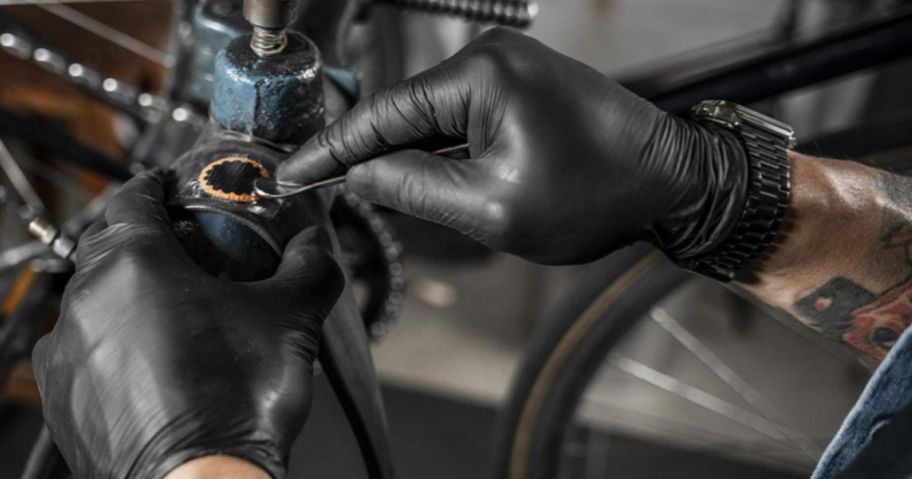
[78,218,108,242]
[104,171,170,229]
[278,67,469,185]
[263,226,344,314]
[68,218,108,269]
[346,150,484,238]
[30,335,51,395]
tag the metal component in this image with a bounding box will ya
[606,354,806,444]
[650,9,912,115]
[32,47,66,74]
[188,0,251,104]
[0,31,30,58]
[36,3,175,68]
[27,218,76,260]
[650,307,822,458]
[244,0,299,30]
[333,192,405,341]
[211,32,324,144]
[254,175,346,199]
[692,100,797,148]
[250,26,288,56]
[27,218,57,246]
[376,0,537,28]
[684,101,792,282]
[0,15,203,125]
[254,143,470,200]
[67,62,102,89]
[0,138,45,219]
[0,107,132,181]
[244,0,299,57]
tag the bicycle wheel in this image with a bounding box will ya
[494,246,870,479]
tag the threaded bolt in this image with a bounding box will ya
[250,26,288,57]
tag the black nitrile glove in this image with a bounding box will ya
[278,28,748,265]
[31,172,343,479]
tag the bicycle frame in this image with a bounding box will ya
[3,3,912,479]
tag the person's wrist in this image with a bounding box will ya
[163,455,271,479]
[739,152,881,282]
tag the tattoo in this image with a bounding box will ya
[794,173,912,360]
[796,274,910,360]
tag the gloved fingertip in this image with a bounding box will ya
[283,226,330,256]
[276,147,345,185]
[78,219,108,243]
[30,336,49,390]
[137,167,168,184]
[272,227,344,297]
[105,173,171,228]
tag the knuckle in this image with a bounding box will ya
[477,26,522,44]
[479,198,522,241]
[463,39,536,84]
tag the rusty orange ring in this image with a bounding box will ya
[198,156,269,203]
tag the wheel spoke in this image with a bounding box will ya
[22,1,175,67]
[0,137,45,216]
[650,306,823,458]
[606,354,807,445]
[2,0,169,4]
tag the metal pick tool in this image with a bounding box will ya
[254,175,347,199]
[255,143,470,200]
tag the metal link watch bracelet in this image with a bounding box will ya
[680,100,795,282]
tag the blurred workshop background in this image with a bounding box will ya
[2,0,911,478]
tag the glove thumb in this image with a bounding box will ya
[266,226,344,316]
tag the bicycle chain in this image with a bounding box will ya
[0,26,204,127]
[377,0,537,28]
[337,191,406,341]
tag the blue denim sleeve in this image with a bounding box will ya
[812,326,912,478]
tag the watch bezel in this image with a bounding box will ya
[691,100,797,149]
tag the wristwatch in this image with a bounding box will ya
[682,100,796,282]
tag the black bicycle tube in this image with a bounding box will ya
[649,9,912,115]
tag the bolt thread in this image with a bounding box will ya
[377,0,536,28]
[250,27,288,57]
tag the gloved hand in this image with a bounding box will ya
[278,27,748,265]
[31,172,343,479]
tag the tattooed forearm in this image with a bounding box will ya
[740,153,912,362]
[794,224,912,361]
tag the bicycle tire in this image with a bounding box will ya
[493,245,687,479]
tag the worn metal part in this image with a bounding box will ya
[0,12,203,126]
[0,138,44,220]
[244,0,299,30]
[211,32,325,144]
[188,0,251,105]
[332,192,405,341]
[250,26,289,56]
[168,130,309,280]
[376,0,538,28]
[244,0,299,56]
[27,218,76,261]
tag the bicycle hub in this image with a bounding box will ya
[166,0,332,281]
